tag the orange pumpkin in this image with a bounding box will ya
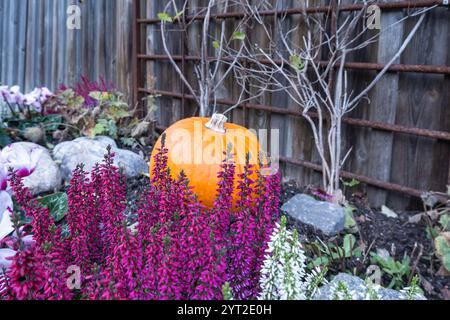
[150,114,261,208]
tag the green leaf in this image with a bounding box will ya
[37,192,68,222]
[231,31,245,41]
[344,206,357,229]
[343,234,356,257]
[439,214,450,231]
[174,10,184,19]
[222,282,233,300]
[92,119,108,137]
[343,178,360,188]
[42,114,63,132]
[88,91,104,101]
[435,233,450,271]
[120,137,136,147]
[157,12,173,23]
[289,55,305,72]
[212,40,220,49]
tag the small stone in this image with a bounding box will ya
[281,194,345,236]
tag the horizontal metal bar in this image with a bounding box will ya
[138,0,444,24]
[279,156,424,198]
[137,0,443,24]
[139,54,450,75]
[140,88,450,141]
[138,54,450,75]
[153,123,425,198]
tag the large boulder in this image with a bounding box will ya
[281,194,345,236]
[5,142,62,195]
[53,136,148,181]
[313,273,424,300]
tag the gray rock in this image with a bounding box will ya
[53,136,148,181]
[92,135,118,148]
[8,142,62,195]
[314,273,368,300]
[314,273,424,300]
[281,194,345,236]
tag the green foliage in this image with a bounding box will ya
[92,119,118,139]
[157,12,173,23]
[344,206,357,230]
[308,234,362,270]
[0,124,12,147]
[231,31,246,41]
[332,281,353,300]
[439,214,450,231]
[343,178,360,188]
[2,112,64,146]
[37,192,69,222]
[434,233,450,272]
[222,282,233,300]
[402,275,424,300]
[289,55,305,72]
[370,252,411,289]
[212,40,220,49]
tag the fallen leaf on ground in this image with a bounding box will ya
[381,205,398,219]
[408,213,423,224]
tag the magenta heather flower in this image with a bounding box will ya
[8,171,54,248]
[73,75,116,108]
[0,141,280,301]
[66,164,96,268]
[7,245,46,300]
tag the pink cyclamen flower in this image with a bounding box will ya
[23,87,52,113]
[0,86,9,101]
[0,248,16,269]
[23,93,41,112]
[3,86,25,104]
[38,87,53,102]
[1,144,43,178]
[0,195,13,241]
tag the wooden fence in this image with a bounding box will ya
[0,0,133,95]
[136,0,450,210]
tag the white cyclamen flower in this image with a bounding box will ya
[0,194,13,242]
[1,144,43,178]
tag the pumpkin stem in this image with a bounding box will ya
[205,113,227,134]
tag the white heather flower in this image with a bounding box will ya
[259,216,325,300]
